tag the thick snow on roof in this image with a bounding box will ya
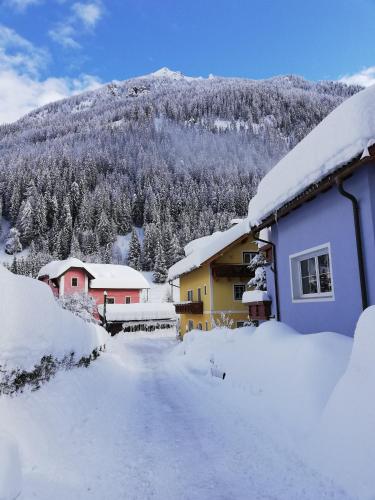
[89,264,150,289]
[168,219,249,281]
[38,258,94,279]
[242,290,270,303]
[248,85,375,227]
[0,267,105,371]
[98,302,176,322]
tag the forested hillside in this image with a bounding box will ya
[0,68,361,279]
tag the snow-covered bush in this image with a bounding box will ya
[248,252,268,291]
[0,267,106,394]
[211,313,234,329]
[57,293,98,323]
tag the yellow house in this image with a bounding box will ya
[168,220,258,334]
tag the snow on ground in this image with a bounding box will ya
[112,227,144,264]
[0,332,350,500]
[306,305,375,499]
[142,271,179,303]
[0,266,105,371]
[172,322,352,441]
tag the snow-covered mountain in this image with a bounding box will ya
[0,69,361,273]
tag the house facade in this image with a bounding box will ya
[38,258,150,319]
[168,221,258,334]
[247,84,375,337]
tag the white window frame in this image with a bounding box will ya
[187,289,193,302]
[289,243,335,303]
[243,251,258,265]
[71,277,78,287]
[233,283,246,301]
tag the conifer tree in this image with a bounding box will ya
[153,243,168,283]
[127,228,142,270]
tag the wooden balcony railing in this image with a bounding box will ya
[174,301,204,314]
[211,264,254,279]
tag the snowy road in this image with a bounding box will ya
[2,334,350,500]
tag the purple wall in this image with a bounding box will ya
[266,163,375,337]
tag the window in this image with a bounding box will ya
[205,321,209,331]
[125,296,131,304]
[197,322,203,330]
[197,288,202,302]
[243,252,258,265]
[234,283,246,301]
[188,320,194,331]
[204,285,207,295]
[290,244,334,302]
[71,277,78,287]
[236,321,245,328]
[107,297,115,304]
[187,290,193,301]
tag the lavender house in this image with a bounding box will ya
[247,85,375,337]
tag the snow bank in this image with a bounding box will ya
[172,322,352,439]
[308,306,375,498]
[0,267,105,372]
[0,432,22,500]
[168,219,249,281]
[248,85,375,226]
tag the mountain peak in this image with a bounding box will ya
[150,67,185,80]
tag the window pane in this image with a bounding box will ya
[318,254,332,292]
[301,275,318,294]
[234,284,245,300]
[300,257,316,278]
[300,257,317,294]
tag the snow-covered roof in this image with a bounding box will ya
[89,264,150,290]
[38,258,95,280]
[98,302,176,322]
[248,85,375,227]
[168,219,250,281]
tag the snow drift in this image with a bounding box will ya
[172,322,352,439]
[0,266,105,373]
[0,432,22,500]
[308,305,375,499]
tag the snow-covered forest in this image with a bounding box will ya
[0,70,360,278]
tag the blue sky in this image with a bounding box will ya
[0,0,374,123]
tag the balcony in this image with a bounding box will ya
[174,301,204,314]
[211,264,254,280]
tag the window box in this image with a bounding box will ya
[290,243,334,302]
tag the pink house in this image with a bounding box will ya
[37,258,150,319]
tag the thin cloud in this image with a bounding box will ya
[49,1,103,49]
[340,66,375,87]
[72,2,103,28]
[3,0,41,12]
[0,24,102,123]
[0,24,48,75]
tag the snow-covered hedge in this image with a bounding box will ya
[0,267,106,393]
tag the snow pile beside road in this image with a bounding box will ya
[308,306,375,499]
[0,266,106,372]
[173,322,352,439]
[0,432,22,500]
